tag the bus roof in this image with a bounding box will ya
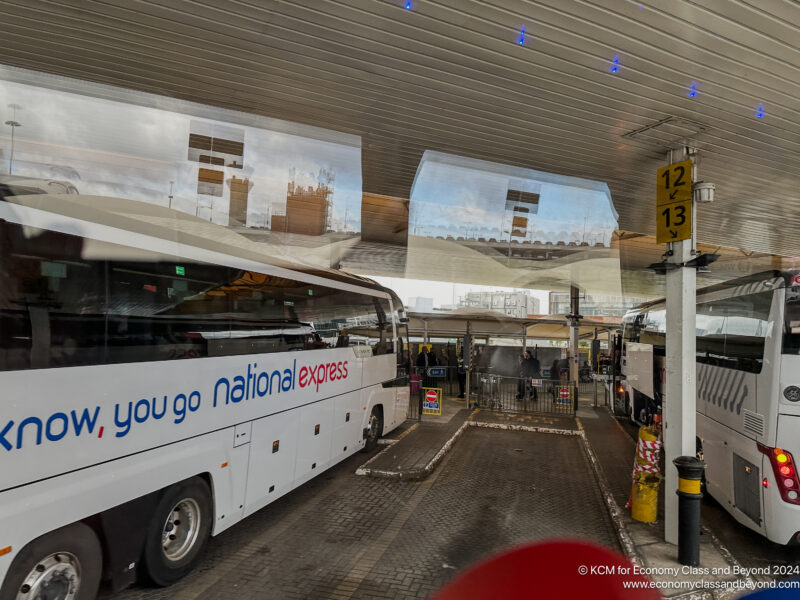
[626,269,800,315]
[0,190,398,302]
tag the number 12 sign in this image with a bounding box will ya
[656,159,692,244]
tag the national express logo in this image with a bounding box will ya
[212,359,350,403]
[1,359,349,452]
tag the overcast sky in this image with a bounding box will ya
[369,275,550,313]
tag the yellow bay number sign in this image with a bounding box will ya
[656,160,692,244]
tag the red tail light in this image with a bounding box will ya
[758,444,800,504]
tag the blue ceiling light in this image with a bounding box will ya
[756,103,765,118]
[688,81,698,98]
[518,25,526,45]
[404,0,411,9]
[609,55,620,73]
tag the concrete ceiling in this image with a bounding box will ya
[2,0,800,259]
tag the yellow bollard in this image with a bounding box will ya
[631,472,661,523]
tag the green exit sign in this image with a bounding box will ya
[175,266,185,276]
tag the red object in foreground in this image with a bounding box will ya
[431,540,662,600]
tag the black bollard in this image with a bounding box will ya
[673,455,704,566]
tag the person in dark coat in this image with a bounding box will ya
[416,345,437,368]
[457,351,466,398]
[523,350,540,400]
[516,354,526,400]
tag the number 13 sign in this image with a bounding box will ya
[656,160,692,244]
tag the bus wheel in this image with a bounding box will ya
[0,522,101,600]
[141,477,212,587]
[362,406,383,452]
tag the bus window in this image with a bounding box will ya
[784,286,800,354]
[696,291,772,373]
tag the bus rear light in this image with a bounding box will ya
[758,444,800,505]
[763,478,770,488]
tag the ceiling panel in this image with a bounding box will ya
[1,0,799,258]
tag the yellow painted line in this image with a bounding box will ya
[393,422,418,441]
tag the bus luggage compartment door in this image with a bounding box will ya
[244,411,299,517]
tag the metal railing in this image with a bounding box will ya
[471,372,577,416]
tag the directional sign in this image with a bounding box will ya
[656,160,693,244]
[427,366,447,377]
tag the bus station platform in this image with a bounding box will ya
[104,397,765,600]
[359,396,757,598]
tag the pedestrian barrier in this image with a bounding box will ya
[471,371,577,416]
[627,426,662,522]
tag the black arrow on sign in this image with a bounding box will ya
[670,191,678,200]
[670,229,678,238]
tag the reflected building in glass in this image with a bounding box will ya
[0,66,363,264]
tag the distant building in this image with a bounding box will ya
[548,292,646,317]
[460,291,540,319]
[228,176,251,225]
[504,188,540,240]
[271,168,334,236]
[408,297,434,313]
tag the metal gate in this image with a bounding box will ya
[471,372,577,416]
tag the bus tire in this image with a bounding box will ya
[0,522,102,600]
[141,476,212,587]
[362,406,383,452]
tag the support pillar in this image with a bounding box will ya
[568,284,581,386]
[664,147,698,546]
[522,324,527,354]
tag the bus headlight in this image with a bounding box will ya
[784,386,800,402]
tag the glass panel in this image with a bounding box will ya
[696,291,772,373]
[0,221,393,370]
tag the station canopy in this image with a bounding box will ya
[2,3,800,300]
[407,309,620,340]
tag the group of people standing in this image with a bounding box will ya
[415,345,467,399]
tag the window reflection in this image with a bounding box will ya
[0,221,393,371]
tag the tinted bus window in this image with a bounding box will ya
[0,221,392,370]
[696,291,772,373]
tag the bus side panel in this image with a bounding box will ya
[697,364,757,435]
[393,384,410,432]
[331,390,367,463]
[697,412,733,507]
[244,410,299,518]
[360,383,398,437]
[0,428,242,585]
[294,399,335,487]
[699,413,769,538]
[625,342,654,400]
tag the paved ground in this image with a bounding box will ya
[105,427,619,600]
[607,409,800,576]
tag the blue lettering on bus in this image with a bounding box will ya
[0,407,101,450]
[5,356,345,451]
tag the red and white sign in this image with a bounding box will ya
[426,389,438,402]
[559,387,571,399]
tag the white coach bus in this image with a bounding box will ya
[619,271,800,544]
[0,185,410,599]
